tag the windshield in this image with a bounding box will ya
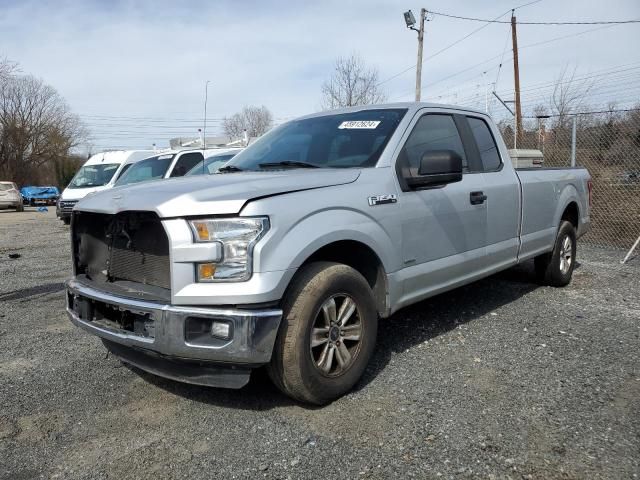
[226,109,407,171]
[0,183,14,191]
[186,154,237,176]
[115,154,175,186]
[68,163,120,188]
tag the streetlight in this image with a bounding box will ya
[404,9,426,102]
[203,80,211,149]
[403,10,417,30]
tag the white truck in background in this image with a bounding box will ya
[57,150,153,224]
[114,148,242,186]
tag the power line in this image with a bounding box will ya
[429,10,640,25]
[494,22,513,88]
[376,0,544,87]
[391,20,634,101]
[523,107,639,118]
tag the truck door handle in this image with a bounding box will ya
[470,191,487,205]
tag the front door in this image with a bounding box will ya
[395,111,488,306]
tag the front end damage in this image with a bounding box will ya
[66,211,282,388]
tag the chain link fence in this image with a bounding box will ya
[497,108,640,251]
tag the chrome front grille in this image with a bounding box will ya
[59,200,78,212]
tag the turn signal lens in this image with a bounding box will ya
[198,263,216,280]
[194,222,210,241]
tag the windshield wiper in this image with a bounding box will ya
[217,165,244,173]
[259,161,319,169]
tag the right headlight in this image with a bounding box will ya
[188,217,269,282]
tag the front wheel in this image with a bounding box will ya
[267,261,378,405]
[534,220,577,287]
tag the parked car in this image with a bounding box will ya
[114,149,228,186]
[185,148,244,176]
[65,103,591,405]
[0,182,24,211]
[20,186,60,206]
[57,150,154,224]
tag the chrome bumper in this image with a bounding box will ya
[66,279,282,384]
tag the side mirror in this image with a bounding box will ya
[407,150,463,189]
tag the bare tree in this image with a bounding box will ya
[0,69,86,184]
[550,65,593,128]
[0,57,19,82]
[320,54,387,110]
[223,105,274,139]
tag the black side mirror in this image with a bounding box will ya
[407,149,463,189]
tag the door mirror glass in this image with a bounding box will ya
[407,150,463,188]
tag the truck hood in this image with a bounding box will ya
[61,185,111,201]
[75,169,361,217]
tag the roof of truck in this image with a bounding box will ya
[137,148,241,159]
[295,102,487,121]
[84,150,154,166]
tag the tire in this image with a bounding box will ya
[63,217,71,225]
[16,204,24,212]
[534,220,577,287]
[267,261,378,405]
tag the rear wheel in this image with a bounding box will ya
[15,204,24,212]
[534,220,576,287]
[267,261,378,405]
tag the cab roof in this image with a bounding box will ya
[294,102,488,121]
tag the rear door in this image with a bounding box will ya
[395,110,488,304]
[464,114,520,271]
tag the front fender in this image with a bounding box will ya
[253,207,398,274]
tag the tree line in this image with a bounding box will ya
[4,51,632,189]
[0,58,86,187]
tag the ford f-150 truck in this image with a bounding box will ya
[65,103,591,404]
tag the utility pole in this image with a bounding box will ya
[511,13,523,147]
[415,8,426,102]
[404,9,427,102]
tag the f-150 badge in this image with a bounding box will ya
[368,194,397,206]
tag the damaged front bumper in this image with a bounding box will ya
[65,278,282,389]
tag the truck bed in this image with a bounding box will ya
[515,167,591,261]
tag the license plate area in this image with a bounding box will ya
[69,292,156,339]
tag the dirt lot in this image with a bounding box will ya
[0,208,638,479]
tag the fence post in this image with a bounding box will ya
[570,115,577,167]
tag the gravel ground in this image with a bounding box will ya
[0,208,639,480]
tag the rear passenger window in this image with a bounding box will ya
[400,114,468,175]
[467,117,501,171]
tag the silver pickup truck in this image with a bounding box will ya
[66,103,591,404]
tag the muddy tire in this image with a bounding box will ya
[267,261,378,405]
[534,220,577,287]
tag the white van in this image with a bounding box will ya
[57,150,153,223]
[114,148,235,187]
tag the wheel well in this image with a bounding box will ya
[301,240,388,317]
[561,202,579,228]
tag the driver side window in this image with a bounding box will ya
[400,114,468,176]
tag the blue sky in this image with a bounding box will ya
[1,0,638,152]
